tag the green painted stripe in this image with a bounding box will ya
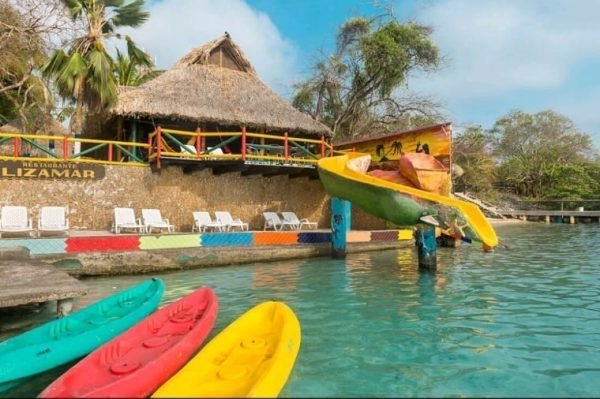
[139,234,201,250]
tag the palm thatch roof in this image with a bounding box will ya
[0,118,69,135]
[111,34,332,137]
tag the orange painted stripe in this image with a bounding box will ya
[347,231,371,243]
[253,231,298,246]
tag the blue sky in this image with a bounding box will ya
[134,0,600,149]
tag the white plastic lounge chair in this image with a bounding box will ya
[262,212,283,231]
[142,209,175,233]
[113,207,145,234]
[214,211,249,231]
[38,206,69,236]
[192,211,223,232]
[280,211,318,230]
[0,206,33,237]
[180,144,197,155]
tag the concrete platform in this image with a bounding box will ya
[0,248,87,309]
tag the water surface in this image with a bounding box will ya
[2,223,600,397]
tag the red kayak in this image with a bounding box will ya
[39,286,218,398]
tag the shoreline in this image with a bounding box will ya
[489,218,529,225]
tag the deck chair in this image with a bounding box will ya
[214,211,249,231]
[113,207,145,234]
[262,212,283,231]
[280,211,318,230]
[180,144,197,155]
[192,211,223,232]
[142,209,175,233]
[0,206,33,237]
[38,206,69,236]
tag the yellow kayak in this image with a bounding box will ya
[152,301,301,398]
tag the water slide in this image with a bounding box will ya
[317,152,498,249]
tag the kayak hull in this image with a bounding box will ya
[39,286,219,398]
[398,152,448,193]
[152,301,301,398]
[0,279,164,393]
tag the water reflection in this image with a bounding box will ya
[2,224,600,397]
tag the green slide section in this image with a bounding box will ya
[318,152,498,249]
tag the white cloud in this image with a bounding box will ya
[406,0,600,145]
[117,0,299,96]
[411,0,600,97]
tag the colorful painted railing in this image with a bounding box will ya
[0,129,336,168]
[0,230,413,256]
[0,132,148,166]
[148,127,334,169]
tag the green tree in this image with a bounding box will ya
[452,125,496,194]
[42,0,152,133]
[114,48,160,86]
[542,163,600,200]
[490,109,595,197]
[293,15,441,139]
[0,1,52,130]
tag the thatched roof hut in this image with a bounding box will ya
[0,118,69,135]
[110,34,332,138]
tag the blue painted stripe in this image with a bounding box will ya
[0,238,66,255]
[298,232,331,244]
[200,232,253,247]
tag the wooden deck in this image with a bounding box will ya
[498,209,600,223]
[0,249,87,309]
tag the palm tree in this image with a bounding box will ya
[42,0,153,133]
[114,49,161,87]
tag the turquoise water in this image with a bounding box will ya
[2,223,600,397]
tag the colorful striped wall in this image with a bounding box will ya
[0,229,414,256]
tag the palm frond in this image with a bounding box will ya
[126,35,152,67]
[61,0,85,21]
[111,0,149,28]
[87,46,117,107]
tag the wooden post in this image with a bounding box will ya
[195,127,201,158]
[545,215,550,224]
[108,143,113,162]
[130,120,138,161]
[331,197,351,259]
[147,132,152,162]
[284,132,289,162]
[320,135,325,158]
[62,135,68,160]
[156,126,162,169]
[241,126,247,161]
[13,135,20,157]
[569,216,575,224]
[416,226,437,271]
[116,117,123,161]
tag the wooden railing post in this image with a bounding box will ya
[284,132,289,162]
[156,126,162,169]
[147,133,153,160]
[320,135,325,158]
[241,127,247,161]
[108,143,113,162]
[13,135,20,157]
[62,135,69,160]
[195,127,202,158]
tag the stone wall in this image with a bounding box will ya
[0,165,333,231]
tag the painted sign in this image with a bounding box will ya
[0,160,105,179]
[334,123,452,168]
[334,123,453,195]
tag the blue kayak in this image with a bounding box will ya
[0,278,164,393]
